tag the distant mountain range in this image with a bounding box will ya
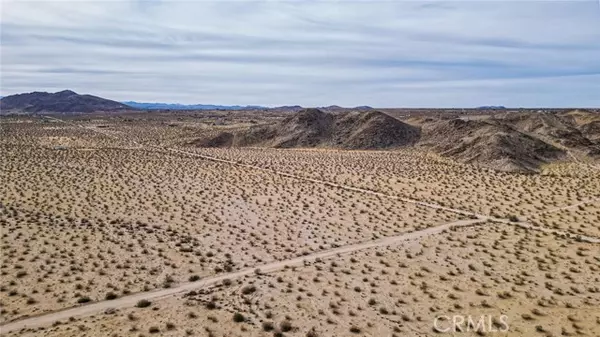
[478,106,506,109]
[0,91,379,113]
[122,101,266,110]
[120,102,377,111]
[0,89,510,114]
[0,91,268,113]
[0,90,130,113]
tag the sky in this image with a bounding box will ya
[1,0,600,107]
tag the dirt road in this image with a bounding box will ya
[5,117,595,334]
[531,197,600,216]
[0,218,484,334]
[161,147,600,243]
[42,116,600,243]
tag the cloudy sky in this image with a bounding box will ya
[1,0,599,107]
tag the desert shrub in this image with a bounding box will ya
[262,321,275,331]
[306,328,319,337]
[136,299,152,308]
[280,320,293,332]
[241,285,256,295]
[77,296,91,304]
[188,275,200,282]
[233,312,245,322]
[105,292,118,300]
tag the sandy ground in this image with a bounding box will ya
[4,224,599,337]
[0,218,483,334]
[1,115,599,336]
[1,119,461,322]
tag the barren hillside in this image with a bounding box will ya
[192,109,583,172]
[419,119,566,172]
[501,112,597,152]
[192,108,420,149]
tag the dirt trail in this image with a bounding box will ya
[531,197,600,216]
[42,116,485,218]
[43,116,600,241]
[160,147,600,243]
[161,147,481,216]
[0,219,484,334]
[5,117,596,334]
[42,115,600,243]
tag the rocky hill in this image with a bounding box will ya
[580,121,600,141]
[192,108,420,150]
[500,111,600,157]
[0,90,131,113]
[501,112,593,148]
[418,119,566,173]
[188,109,600,173]
[193,110,580,172]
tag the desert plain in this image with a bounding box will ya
[1,110,599,337]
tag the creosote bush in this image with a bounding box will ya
[136,299,152,308]
[233,312,245,322]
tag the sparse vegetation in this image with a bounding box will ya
[1,112,598,337]
[135,299,152,308]
[233,312,245,322]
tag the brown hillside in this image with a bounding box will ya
[580,120,600,141]
[193,109,420,150]
[501,112,595,150]
[419,119,566,173]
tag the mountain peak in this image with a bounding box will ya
[0,90,130,113]
[56,89,77,95]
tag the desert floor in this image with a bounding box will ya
[1,114,599,337]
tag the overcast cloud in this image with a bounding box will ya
[1,0,599,107]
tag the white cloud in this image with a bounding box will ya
[1,0,599,107]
